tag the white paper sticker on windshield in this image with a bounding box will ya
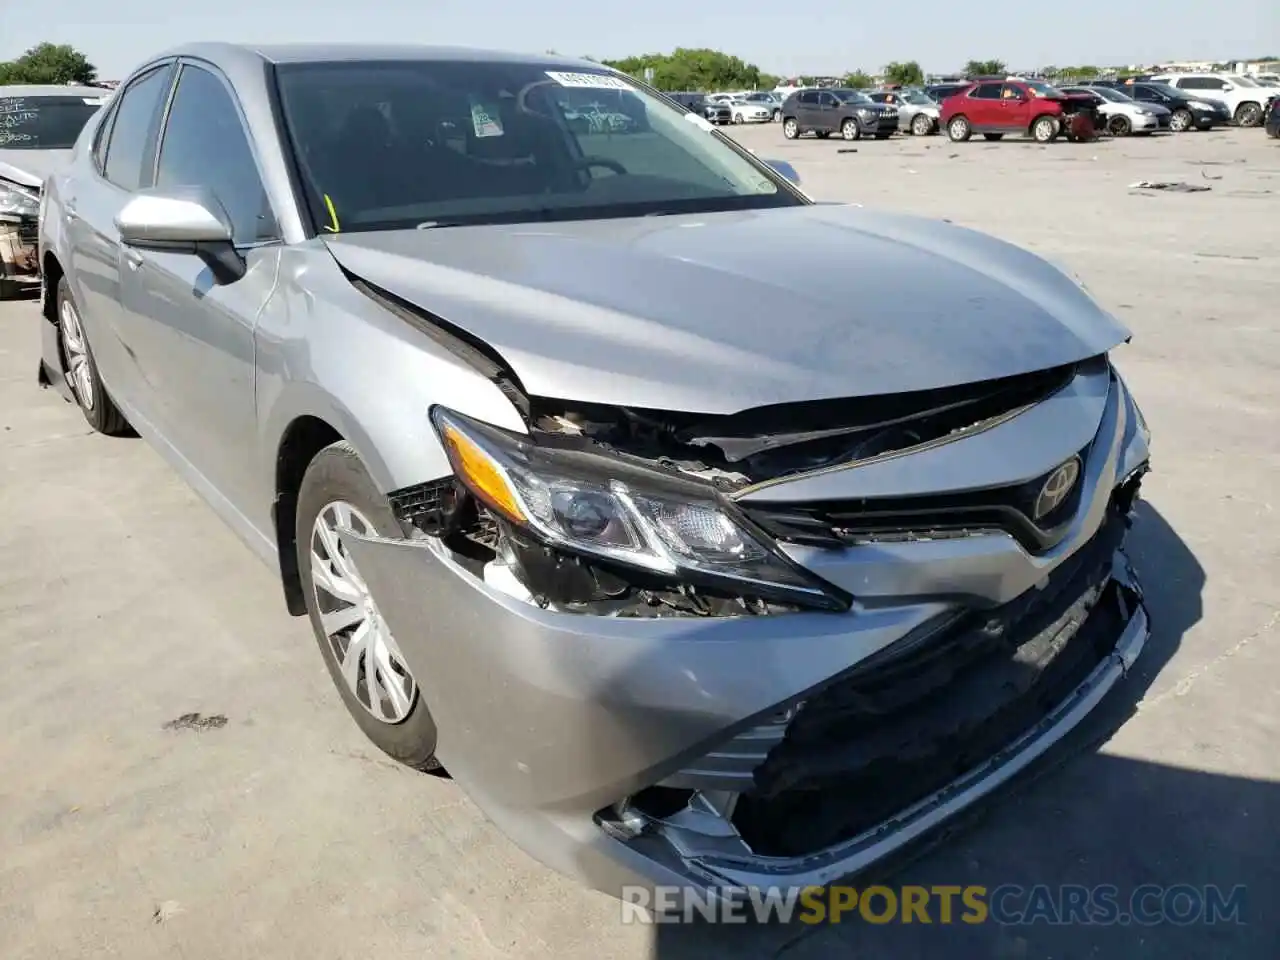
[83,98,106,105]
[545,71,634,91]
[470,99,504,138]
[683,112,715,132]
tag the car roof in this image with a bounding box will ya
[0,84,109,99]
[145,41,599,72]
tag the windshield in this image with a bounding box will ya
[901,90,934,104]
[1090,86,1131,102]
[0,94,103,150]
[275,61,797,233]
[1232,76,1259,87]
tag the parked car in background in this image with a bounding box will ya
[1148,73,1275,127]
[781,88,898,141]
[1266,96,1280,137]
[869,87,939,135]
[1058,84,1168,136]
[1083,80,1227,131]
[37,40,1152,903]
[738,90,783,121]
[941,79,1094,143]
[926,82,971,102]
[668,92,732,125]
[727,97,774,124]
[1,84,108,299]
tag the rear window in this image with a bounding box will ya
[0,94,104,150]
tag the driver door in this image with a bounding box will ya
[115,60,281,515]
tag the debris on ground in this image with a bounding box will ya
[836,148,857,154]
[153,901,183,924]
[162,713,228,732]
[1129,180,1211,193]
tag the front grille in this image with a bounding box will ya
[742,439,1094,554]
[733,505,1134,856]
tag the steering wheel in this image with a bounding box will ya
[574,156,628,175]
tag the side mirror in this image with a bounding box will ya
[115,186,245,284]
[763,158,801,186]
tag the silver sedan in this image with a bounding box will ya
[38,43,1152,901]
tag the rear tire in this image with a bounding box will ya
[947,115,972,141]
[56,277,130,436]
[1234,102,1262,126]
[296,441,442,772]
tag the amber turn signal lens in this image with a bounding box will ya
[441,424,527,524]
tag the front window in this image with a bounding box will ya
[275,60,798,233]
[831,89,873,105]
[1023,81,1064,98]
[0,93,104,150]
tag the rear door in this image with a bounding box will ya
[64,61,175,413]
[964,82,1003,127]
[115,60,282,510]
[797,90,820,128]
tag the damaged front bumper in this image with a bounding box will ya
[337,368,1152,897]
[0,216,39,294]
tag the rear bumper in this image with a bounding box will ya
[338,369,1153,898]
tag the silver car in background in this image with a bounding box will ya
[0,84,107,298]
[38,43,1151,899]
[869,87,941,135]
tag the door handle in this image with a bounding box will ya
[123,248,144,271]
[63,200,79,223]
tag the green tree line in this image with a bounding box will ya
[0,43,98,85]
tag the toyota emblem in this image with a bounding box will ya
[1033,457,1081,521]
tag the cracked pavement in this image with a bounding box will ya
[1,126,1277,959]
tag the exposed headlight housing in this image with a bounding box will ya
[0,179,39,221]
[431,407,848,610]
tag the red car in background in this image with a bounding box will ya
[941,79,1100,143]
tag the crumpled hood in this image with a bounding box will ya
[323,204,1129,414]
[0,149,73,189]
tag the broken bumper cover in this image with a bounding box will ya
[0,217,39,291]
[338,372,1151,897]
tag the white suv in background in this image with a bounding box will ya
[1149,73,1275,126]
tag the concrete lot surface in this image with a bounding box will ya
[2,126,1278,960]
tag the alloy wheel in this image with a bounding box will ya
[1170,110,1191,132]
[1236,102,1262,127]
[310,501,417,724]
[783,118,798,139]
[911,113,932,136]
[60,297,94,412]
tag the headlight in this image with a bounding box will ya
[0,180,39,219]
[1190,102,1211,111]
[857,107,875,117]
[431,407,847,610]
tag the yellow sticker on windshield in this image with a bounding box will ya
[322,194,341,233]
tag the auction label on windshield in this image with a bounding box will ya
[469,97,504,138]
[545,71,634,91]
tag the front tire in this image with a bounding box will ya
[1169,108,1193,132]
[1032,115,1060,143]
[297,441,441,771]
[1108,114,1132,136]
[772,108,781,122]
[782,117,798,139]
[947,115,972,141]
[732,111,744,124]
[56,277,129,436]
[840,118,861,141]
[911,113,933,136]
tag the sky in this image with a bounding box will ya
[2,0,1278,80]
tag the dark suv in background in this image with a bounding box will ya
[1266,96,1280,137]
[668,92,732,125]
[1080,80,1228,131]
[781,88,898,141]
